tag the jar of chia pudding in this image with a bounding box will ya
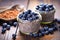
[36,3,56,24]
[17,10,42,35]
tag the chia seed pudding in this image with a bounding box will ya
[36,3,56,24]
[17,10,42,35]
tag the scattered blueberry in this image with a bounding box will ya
[57,19,60,23]
[45,31,49,35]
[38,33,42,37]
[41,31,45,36]
[2,23,7,28]
[29,33,33,37]
[50,23,56,27]
[6,25,11,30]
[53,27,58,31]
[38,29,41,33]
[1,28,6,34]
[44,26,49,31]
[12,34,16,40]
[48,28,54,34]
[33,33,38,37]
[13,22,18,27]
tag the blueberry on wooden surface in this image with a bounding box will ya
[2,23,7,28]
[1,28,6,34]
[6,25,11,30]
[13,22,18,27]
[12,34,16,40]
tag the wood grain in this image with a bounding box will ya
[0,0,60,40]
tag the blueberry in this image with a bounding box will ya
[27,14,31,18]
[46,5,49,8]
[23,13,27,18]
[49,4,53,8]
[2,23,7,28]
[36,7,39,10]
[32,15,36,20]
[32,12,38,16]
[19,14,23,19]
[43,5,46,9]
[21,17,26,20]
[53,27,58,31]
[28,17,33,21]
[40,29,45,36]
[37,5,40,8]
[12,34,16,40]
[33,33,38,37]
[39,6,45,11]
[50,23,56,27]
[6,25,11,30]
[13,22,18,27]
[38,33,42,37]
[1,28,6,34]
[22,12,25,14]
[45,31,49,35]
[48,28,54,34]
[44,26,49,31]
[39,6,44,8]
[32,16,39,20]
[38,29,41,33]
[49,7,54,11]
[45,8,49,11]
[29,33,33,36]
[24,11,28,15]
[34,13,38,16]
[35,16,39,19]
[27,10,31,13]
[39,8,43,11]
[41,31,45,36]
[57,19,60,23]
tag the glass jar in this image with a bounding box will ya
[17,10,42,35]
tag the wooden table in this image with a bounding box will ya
[0,0,60,40]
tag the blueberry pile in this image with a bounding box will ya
[1,22,17,34]
[36,3,54,11]
[19,10,39,21]
[29,25,57,38]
